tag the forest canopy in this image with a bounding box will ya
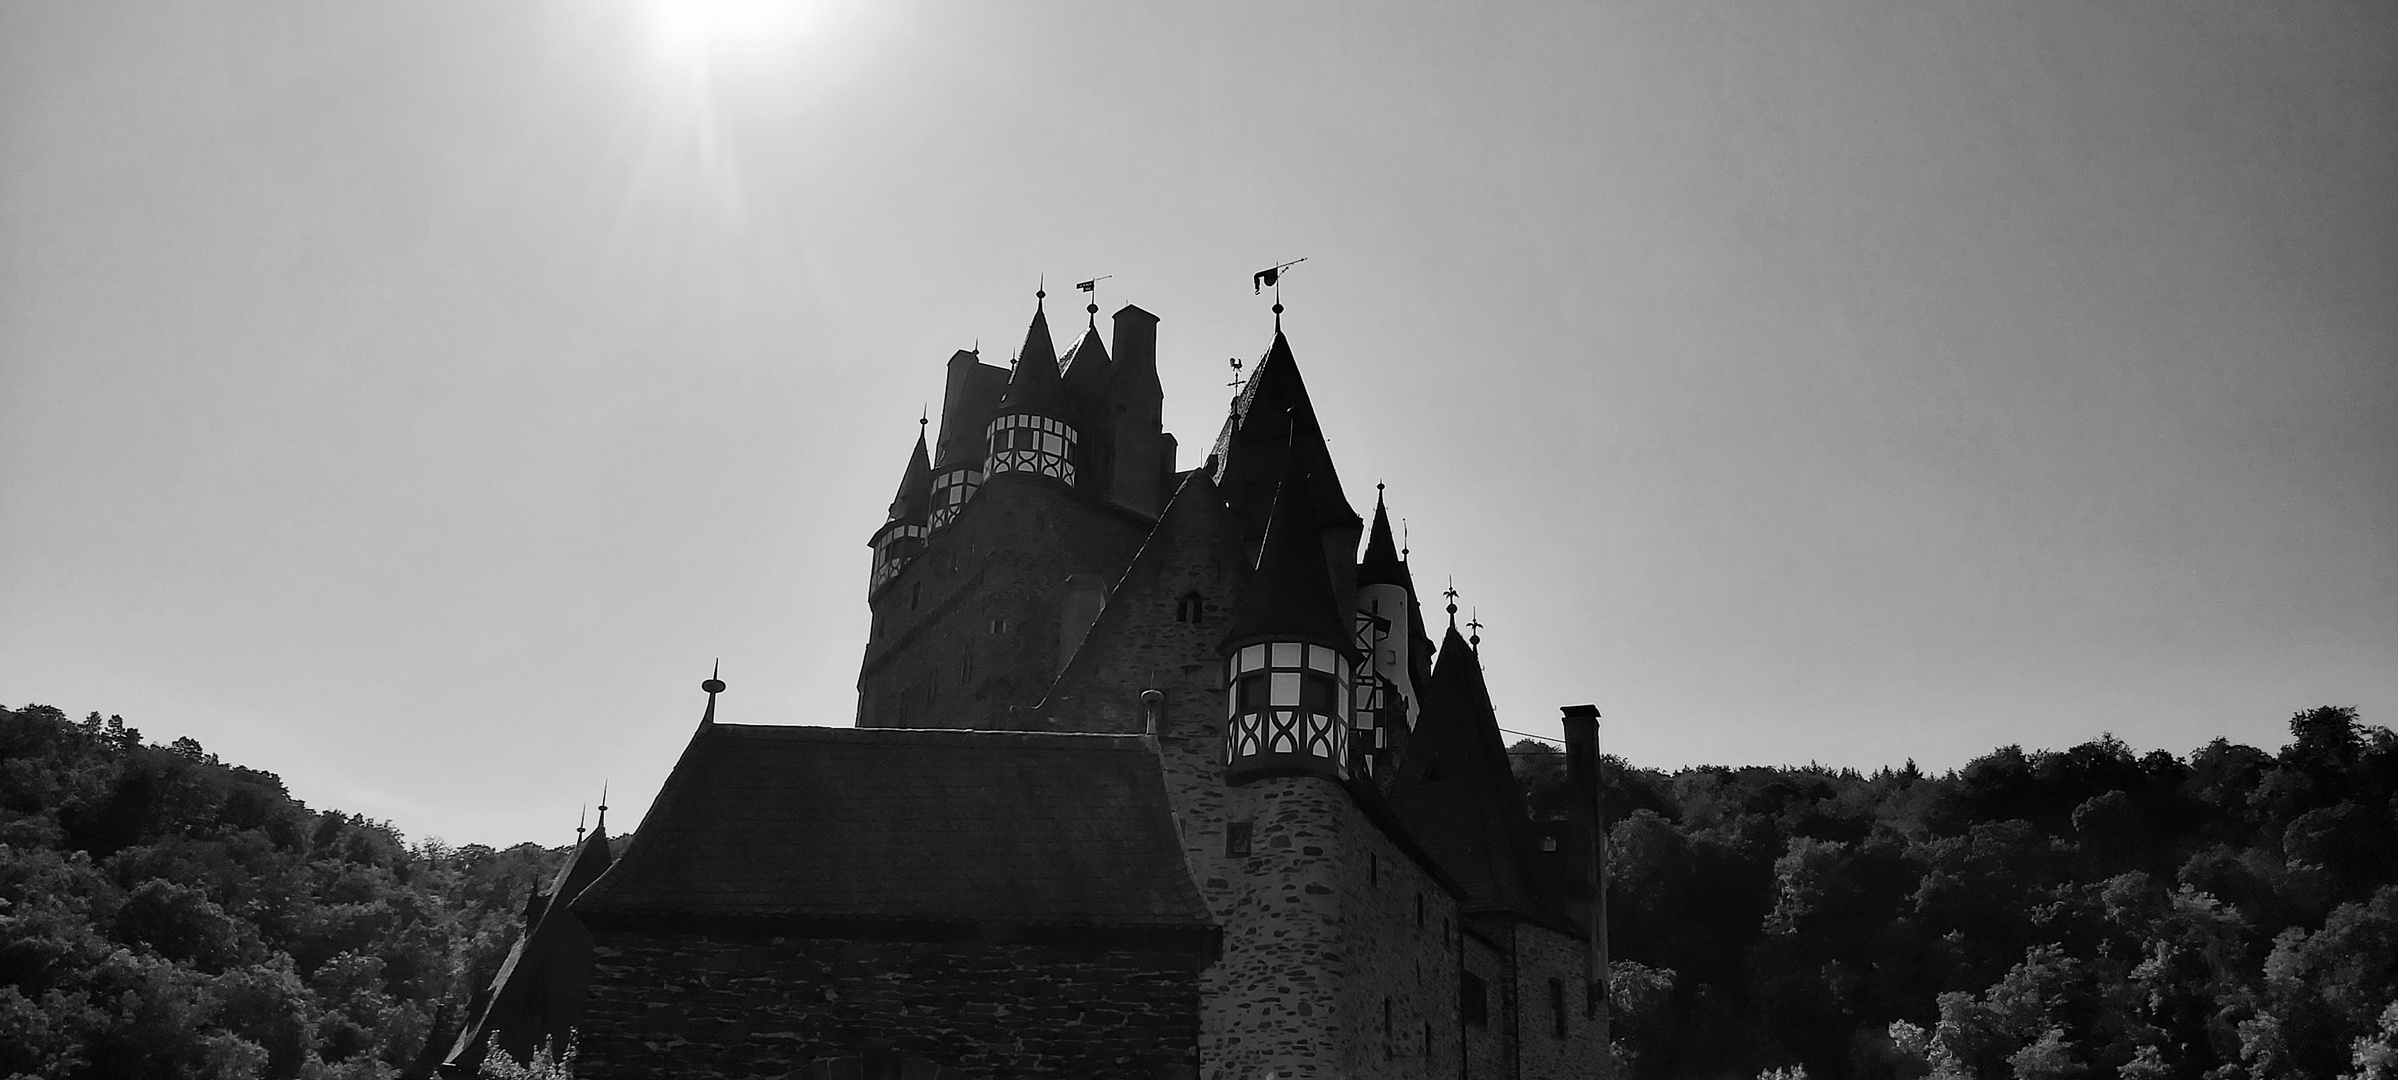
[4,701,2391,1079]
[1507,705,2398,1080]
[0,704,565,1080]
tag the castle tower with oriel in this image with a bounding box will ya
[436,286,1614,1080]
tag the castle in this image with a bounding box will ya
[434,290,1613,1080]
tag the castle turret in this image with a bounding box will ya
[1351,487,1427,776]
[928,349,1009,531]
[866,423,932,593]
[984,294,1080,486]
[1220,446,1359,785]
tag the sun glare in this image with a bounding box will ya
[645,0,820,62]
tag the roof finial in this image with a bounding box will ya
[595,782,608,832]
[700,660,725,727]
[1401,518,1410,559]
[576,805,587,843]
[1076,276,1110,327]
[1226,356,1244,390]
[1468,608,1483,650]
[1444,578,1459,627]
[1036,275,1045,304]
[919,406,928,430]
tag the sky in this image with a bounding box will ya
[2,0,2392,848]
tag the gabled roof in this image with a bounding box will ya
[572,725,1216,934]
[1385,625,1564,928]
[995,300,1071,420]
[1220,448,1355,656]
[1209,329,1360,535]
[444,820,614,1072]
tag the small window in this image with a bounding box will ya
[1415,894,1424,928]
[1175,591,1207,623]
[1226,822,1253,858]
[1382,998,1393,1059]
[1549,978,1567,1038]
[1369,852,1378,886]
[1423,1021,1432,1058]
[990,615,1006,634]
[1540,836,1559,852]
[1461,973,1488,1027]
[1588,978,1604,1018]
[961,652,973,681]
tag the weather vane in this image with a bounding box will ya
[1227,356,1245,389]
[1076,276,1111,325]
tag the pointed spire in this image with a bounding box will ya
[1359,483,1405,587]
[995,292,1068,419]
[699,662,724,727]
[1220,420,1355,656]
[884,425,933,525]
[595,782,608,834]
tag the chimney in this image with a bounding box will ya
[1108,305,1165,516]
[1561,703,1610,1060]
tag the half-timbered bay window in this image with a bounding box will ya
[984,414,1078,485]
[868,522,927,593]
[1224,641,1351,783]
[927,467,981,530]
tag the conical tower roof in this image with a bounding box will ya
[1386,623,1556,925]
[1210,327,1360,542]
[1219,438,1355,656]
[881,427,933,528]
[1359,488,1404,587]
[995,297,1070,419]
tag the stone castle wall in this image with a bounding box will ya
[574,930,1203,1080]
[859,475,1147,728]
[1511,921,1604,1080]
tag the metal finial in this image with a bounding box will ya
[700,660,725,726]
[1468,608,1482,649]
[1444,578,1459,625]
[576,805,587,843]
[596,783,608,832]
[1036,274,1045,301]
[919,407,927,429]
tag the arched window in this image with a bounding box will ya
[1175,591,1208,623]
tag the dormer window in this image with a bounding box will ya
[985,414,1077,484]
[1224,641,1351,784]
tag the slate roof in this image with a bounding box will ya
[1386,625,1572,931]
[572,725,1216,931]
[995,301,1072,420]
[1220,451,1355,656]
[1209,329,1362,533]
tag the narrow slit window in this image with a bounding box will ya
[1225,822,1253,858]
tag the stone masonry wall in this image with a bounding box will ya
[1513,922,1604,1080]
[574,931,1202,1080]
[860,476,1147,729]
[1460,931,1510,1080]
[1031,484,1465,1079]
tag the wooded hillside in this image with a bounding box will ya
[1509,706,2398,1080]
[0,704,562,1079]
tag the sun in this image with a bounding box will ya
[644,0,822,63]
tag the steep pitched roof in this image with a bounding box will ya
[1209,329,1360,534]
[879,429,933,530]
[995,300,1071,420]
[1358,490,1404,588]
[1220,450,1355,656]
[572,725,1215,932]
[445,820,614,1072]
[1385,625,1562,927]
[1059,323,1111,388]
